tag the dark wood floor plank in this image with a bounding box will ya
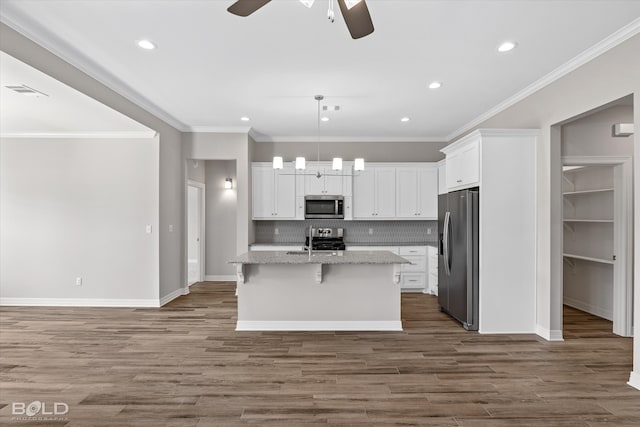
[1,282,638,425]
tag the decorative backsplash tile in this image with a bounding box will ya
[255,220,437,244]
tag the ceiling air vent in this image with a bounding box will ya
[4,84,49,97]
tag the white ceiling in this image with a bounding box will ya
[0,51,152,136]
[1,0,639,141]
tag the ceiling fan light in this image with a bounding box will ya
[345,0,362,10]
[295,157,306,170]
[354,158,365,171]
[332,158,343,171]
[299,0,315,8]
[273,156,283,170]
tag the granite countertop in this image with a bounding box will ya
[230,250,410,265]
[250,242,435,247]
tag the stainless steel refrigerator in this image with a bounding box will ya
[438,188,479,331]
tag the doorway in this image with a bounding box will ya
[187,180,205,286]
[559,98,634,338]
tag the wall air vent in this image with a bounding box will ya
[4,84,49,97]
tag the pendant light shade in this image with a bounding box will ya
[354,158,365,171]
[272,156,283,169]
[295,157,306,170]
[332,157,343,171]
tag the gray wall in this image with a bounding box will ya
[453,33,639,379]
[562,104,634,157]
[252,140,447,162]
[205,160,237,277]
[0,137,159,301]
[0,23,185,302]
[182,132,254,255]
[187,159,206,183]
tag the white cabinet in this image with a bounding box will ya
[396,166,438,219]
[346,245,428,292]
[437,160,447,195]
[252,164,296,220]
[302,162,348,196]
[440,129,538,334]
[444,136,480,191]
[353,167,396,219]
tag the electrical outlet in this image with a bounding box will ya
[427,228,432,235]
[368,228,373,235]
[169,224,174,232]
[75,277,82,286]
[274,228,279,235]
[146,225,152,234]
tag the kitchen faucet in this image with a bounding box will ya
[307,225,313,261]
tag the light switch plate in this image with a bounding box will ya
[146,225,152,234]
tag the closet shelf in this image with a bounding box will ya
[563,188,613,196]
[563,219,613,223]
[562,253,614,265]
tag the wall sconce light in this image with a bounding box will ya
[224,178,233,189]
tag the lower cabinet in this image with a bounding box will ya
[346,245,430,293]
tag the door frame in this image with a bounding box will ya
[561,156,633,337]
[187,180,206,286]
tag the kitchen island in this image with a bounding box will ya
[229,250,409,331]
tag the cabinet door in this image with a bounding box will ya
[324,169,344,195]
[396,168,419,218]
[353,169,376,218]
[438,162,447,195]
[304,166,325,195]
[461,143,480,186]
[252,167,275,219]
[418,168,438,219]
[375,168,396,218]
[274,168,296,218]
[446,151,464,189]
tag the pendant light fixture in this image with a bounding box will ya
[272,95,365,175]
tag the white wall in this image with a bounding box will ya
[0,137,159,304]
[454,33,639,386]
[205,160,237,278]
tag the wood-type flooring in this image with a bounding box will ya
[1,282,638,426]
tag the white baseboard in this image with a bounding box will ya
[159,287,189,306]
[205,275,236,282]
[535,324,564,341]
[236,320,402,331]
[479,329,537,335]
[628,371,640,391]
[0,297,159,308]
[563,296,613,321]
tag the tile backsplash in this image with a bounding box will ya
[255,220,437,244]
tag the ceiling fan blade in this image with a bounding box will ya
[227,0,272,17]
[337,0,374,39]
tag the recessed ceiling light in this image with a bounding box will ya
[321,117,330,122]
[401,117,410,122]
[428,81,441,90]
[137,39,156,50]
[497,41,517,53]
[240,116,250,122]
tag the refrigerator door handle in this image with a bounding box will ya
[443,211,451,276]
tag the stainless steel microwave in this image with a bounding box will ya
[304,195,344,219]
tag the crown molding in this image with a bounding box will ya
[0,10,189,132]
[446,17,640,142]
[188,126,252,134]
[0,131,158,139]
[252,135,446,143]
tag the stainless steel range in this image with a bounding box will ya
[305,227,345,251]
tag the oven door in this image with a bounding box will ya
[305,196,344,219]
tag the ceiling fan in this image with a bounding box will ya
[227,0,375,39]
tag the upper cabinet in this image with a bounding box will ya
[353,167,396,219]
[443,135,480,191]
[437,159,447,195]
[302,162,347,196]
[252,163,296,220]
[396,166,438,219]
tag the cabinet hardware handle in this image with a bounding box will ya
[456,179,462,183]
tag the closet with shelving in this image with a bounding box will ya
[562,165,615,320]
